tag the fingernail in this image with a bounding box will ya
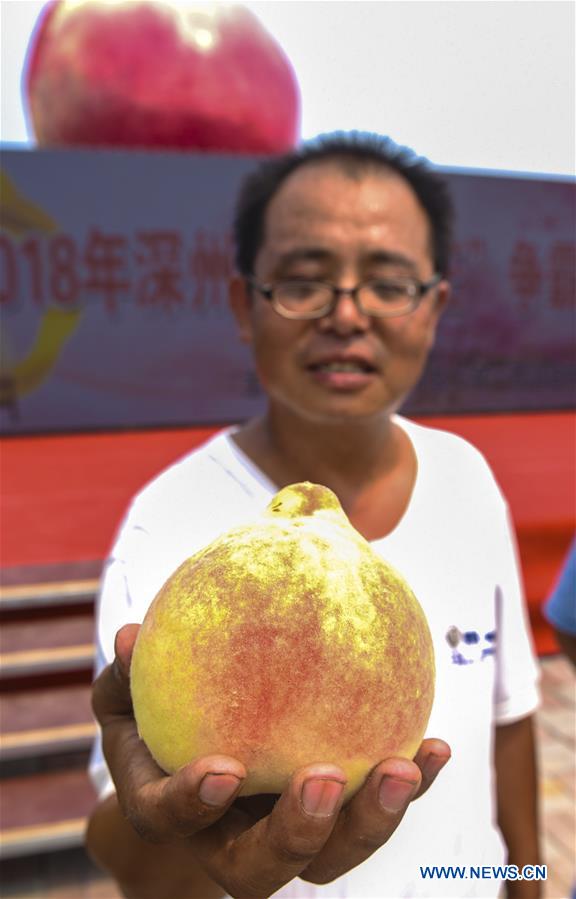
[378,777,417,813]
[301,778,345,817]
[199,773,242,807]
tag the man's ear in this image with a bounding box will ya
[429,278,451,328]
[229,275,254,344]
[434,279,451,319]
[425,279,451,349]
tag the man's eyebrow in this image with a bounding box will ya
[365,251,419,272]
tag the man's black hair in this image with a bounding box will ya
[233,131,454,278]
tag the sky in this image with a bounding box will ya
[0,0,574,176]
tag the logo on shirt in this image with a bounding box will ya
[445,625,496,665]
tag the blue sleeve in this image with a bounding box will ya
[544,538,576,635]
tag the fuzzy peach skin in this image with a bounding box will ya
[130,482,435,801]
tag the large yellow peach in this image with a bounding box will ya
[130,482,435,799]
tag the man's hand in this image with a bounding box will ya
[91,623,451,899]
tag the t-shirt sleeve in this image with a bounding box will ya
[493,503,541,724]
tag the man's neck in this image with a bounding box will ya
[233,405,417,541]
[234,405,401,495]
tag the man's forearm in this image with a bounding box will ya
[85,793,226,899]
[495,715,541,898]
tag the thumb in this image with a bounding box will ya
[92,623,140,724]
[114,622,140,679]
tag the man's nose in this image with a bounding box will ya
[318,288,370,334]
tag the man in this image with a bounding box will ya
[86,132,541,898]
[544,538,576,666]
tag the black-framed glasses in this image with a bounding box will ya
[247,274,443,320]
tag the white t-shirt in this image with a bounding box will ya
[90,416,540,898]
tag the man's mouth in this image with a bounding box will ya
[308,359,377,374]
[306,356,378,389]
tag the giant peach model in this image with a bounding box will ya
[130,482,435,800]
[25,0,300,152]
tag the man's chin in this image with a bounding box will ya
[267,381,404,428]
[296,396,397,426]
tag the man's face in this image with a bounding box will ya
[231,161,450,425]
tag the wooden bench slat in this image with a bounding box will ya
[0,579,99,611]
[0,614,96,677]
[0,769,97,834]
[0,683,96,757]
[0,684,93,733]
[0,818,88,859]
[0,723,97,760]
[0,644,95,677]
[1,614,95,654]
